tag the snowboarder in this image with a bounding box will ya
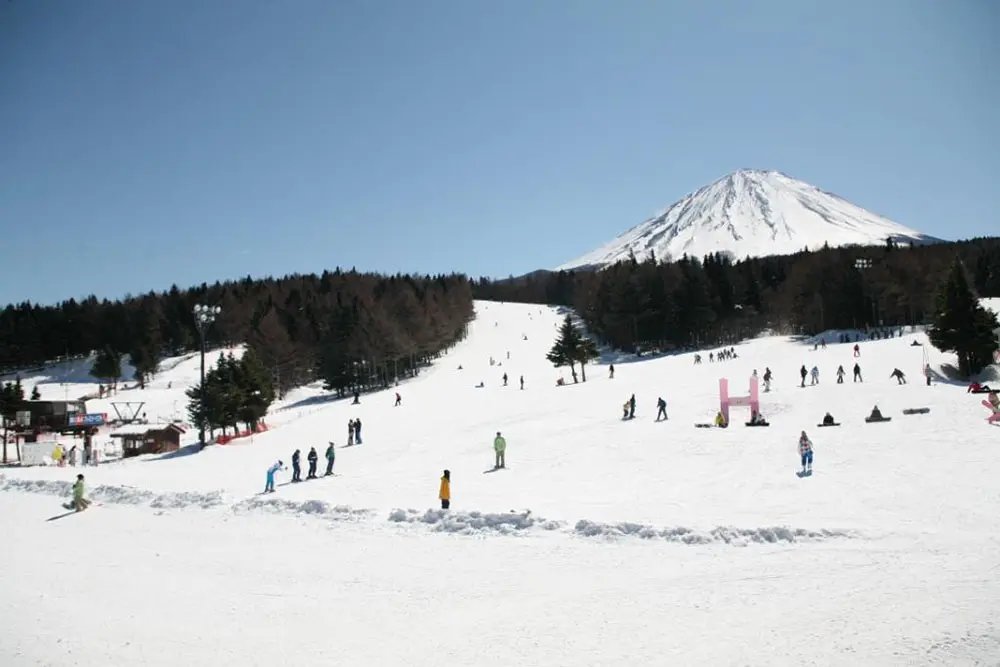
[324,444,335,476]
[890,368,907,385]
[656,397,667,421]
[853,362,863,383]
[354,418,363,444]
[493,431,507,469]
[629,394,636,419]
[868,405,885,421]
[71,474,90,511]
[853,343,860,357]
[763,368,772,392]
[836,365,845,384]
[798,431,813,474]
[503,372,508,387]
[347,419,355,446]
[800,365,808,388]
[519,375,524,390]
[394,392,401,406]
[925,364,932,386]
[291,449,302,482]
[264,460,284,493]
[714,411,727,428]
[609,364,615,379]
[810,366,819,385]
[352,390,360,404]
[439,469,451,509]
[822,412,835,426]
[307,447,318,479]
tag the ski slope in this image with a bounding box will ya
[2,301,999,666]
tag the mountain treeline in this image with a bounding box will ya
[474,238,1000,354]
[1,270,475,396]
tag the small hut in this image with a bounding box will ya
[110,423,186,458]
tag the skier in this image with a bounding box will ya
[394,392,401,407]
[347,419,355,446]
[519,375,524,390]
[439,469,451,510]
[71,474,90,511]
[306,446,318,479]
[503,372,508,387]
[798,431,813,474]
[354,418,363,444]
[324,443,335,476]
[352,390,360,405]
[800,365,808,388]
[853,343,861,357]
[925,364,932,386]
[264,460,284,493]
[656,397,668,421]
[291,449,302,482]
[493,431,507,469]
[609,364,615,379]
[810,366,819,385]
[836,365,845,384]
[890,368,907,385]
[629,393,636,419]
[763,368,773,392]
[853,362,863,383]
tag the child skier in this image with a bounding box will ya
[306,447,318,479]
[264,460,284,493]
[71,474,90,511]
[324,443,335,476]
[798,432,813,474]
[439,469,451,509]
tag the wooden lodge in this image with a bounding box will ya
[110,423,187,458]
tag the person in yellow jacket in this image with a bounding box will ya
[438,469,451,510]
[52,444,65,467]
[714,411,727,428]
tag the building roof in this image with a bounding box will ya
[109,423,187,437]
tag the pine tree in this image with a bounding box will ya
[547,315,582,383]
[929,259,1000,377]
[238,347,275,431]
[90,346,122,391]
[575,336,600,382]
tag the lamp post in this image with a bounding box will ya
[193,304,221,448]
[854,258,875,328]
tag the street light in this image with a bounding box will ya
[193,304,221,449]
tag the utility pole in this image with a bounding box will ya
[193,304,221,449]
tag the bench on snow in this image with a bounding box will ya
[902,407,930,415]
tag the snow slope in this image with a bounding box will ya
[2,302,999,666]
[559,169,939,269]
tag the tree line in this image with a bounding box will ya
[0,269,475,399]
[476,237,1000,376]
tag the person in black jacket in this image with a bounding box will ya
[291,449,302,482]
[307,447,318,479]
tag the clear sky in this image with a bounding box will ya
[1,0,997,305]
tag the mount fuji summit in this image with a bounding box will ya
[558,169,940,270]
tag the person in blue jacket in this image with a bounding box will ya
[265,460,284,493]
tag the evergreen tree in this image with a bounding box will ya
[0,378,25,463]
[90,346,122,391]
[238,347,275,431]
[575,336,600,382]
[547,315,583,383]
[929,259,1000,376]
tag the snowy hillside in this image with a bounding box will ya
[559,169,939,269]
[2,301,999,665]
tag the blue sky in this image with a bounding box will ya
[1,0,997,305]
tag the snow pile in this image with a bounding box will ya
[0,474,225,509]
[559,168,938,268]
[573,519,857,545]
[388,508,562,535]
[232,496,374,520]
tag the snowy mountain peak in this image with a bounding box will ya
[558,170,939,270]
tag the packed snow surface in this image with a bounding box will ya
[559,169,938,269]
[2,301,999,666]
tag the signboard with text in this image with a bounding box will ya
[67,413,107,427]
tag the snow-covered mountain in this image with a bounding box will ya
[558,169,940,269]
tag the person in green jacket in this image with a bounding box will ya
[493,431,507,469]
[72,474,90,511]
[324,443,336,476]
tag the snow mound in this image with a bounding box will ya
[232,496,375,520]
[388,508,563,535]
[0,474,225,509]
[573,519,857,545]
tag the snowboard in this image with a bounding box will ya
[902,408,930,415]
[817,423,840,427]
[865,417,892,423]
[796,470,813,478]
[744,422,770,427]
